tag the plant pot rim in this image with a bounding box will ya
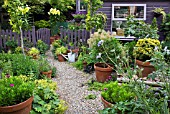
[94,62,113,71]
[0,96,33,112]
[101,96,113,107]
[41,70,52,74]
[136,59,154,67]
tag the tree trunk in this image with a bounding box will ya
[19,26,26,58]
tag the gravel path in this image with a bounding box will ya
[46,51,104,114]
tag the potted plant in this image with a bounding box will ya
[28,47,40,59]
[133,38,161,77]
[152,7,166,22]
[101,81,135,108]
[72,12,86,23]
[0,75,35,114]
[55,46,68,62]
[38,58,52,78]
[88,30,123,82]
[36,40,48,55]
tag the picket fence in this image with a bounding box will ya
[0,26,50,49]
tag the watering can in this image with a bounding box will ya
[61,50,77,62]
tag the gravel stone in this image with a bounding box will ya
[46,51,104,114]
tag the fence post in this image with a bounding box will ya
[60,26,63,39]
[32,26,36,46]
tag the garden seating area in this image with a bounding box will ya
[0,0,170,114]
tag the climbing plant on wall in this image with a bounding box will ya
[84,0,104,31]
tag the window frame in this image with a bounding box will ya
[78,0,86,11]
[112,4,147,21]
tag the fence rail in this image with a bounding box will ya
[0,26,50,50]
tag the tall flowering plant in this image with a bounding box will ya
[0,75,35,106]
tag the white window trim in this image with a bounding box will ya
[112,4,146,21]
[78,0,86,11]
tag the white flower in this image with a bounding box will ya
[154,46,158,51]
[96,53,102,59]
[164,46,168,51]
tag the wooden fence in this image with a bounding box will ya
[60,27,90,48]
[0,26,50,49]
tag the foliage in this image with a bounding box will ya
[85,94,97,100]
[68,22,86,30]
[0,75,35,106]
[84,0,104,31]
[161,13,170,41]
[48,8,60,26]
[72,12,86,19]
[38,58,52,72]
[51,67,57,78]
[15,46,22,54]
[124,41,136,62]
[101,81,135,104]
[36,40,48,55]
[152,7,166,22]
[5,40,18,52]
[34,20,50,29]
[31,79,67,114]
[133,38,161,61]
[124,15,159,39]
[87,13,107,31]
[28,47,40,58]
[88,30,124,66]
[0,53,40,77]
[3,0,30,33]
[55,46,68,55]
[161,40,170,63]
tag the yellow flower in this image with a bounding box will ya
[18,6,30,14]
[48,8,60,15]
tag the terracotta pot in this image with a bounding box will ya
[50,36,55,44]
[94,63,113,83]
[101,96,113,108]
[83,61,87,69]
[42,70,52,78]
[0,97,33,114]
[136,60,155,77]
[57,54,65,62]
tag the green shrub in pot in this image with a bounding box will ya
[0,75,35,106]
[101,81,135,104]
[55,46,67,55]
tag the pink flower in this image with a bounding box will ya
[6,74,10,78]
[108,76,112,80]
[104,88,108,91]
[10,84,14,87]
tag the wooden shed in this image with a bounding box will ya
[76,0,170,38]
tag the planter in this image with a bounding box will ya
[101,96,113,108]
[94,63,113,83]
[57,54,66,62]
[0,96,33,114]
[136,60,155,77]
[42,70,52,78]
[50,36,55,44]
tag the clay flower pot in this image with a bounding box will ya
[57,54,66,62]
[136,60,155,77]
[0,97,33,114]
[101,96,113,108]
[94,63,113,83]
[42,70,52,78]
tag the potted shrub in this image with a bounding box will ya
[88,30,123,82]
[0,75,35,114]
[36,40,48,55]
[28,47,40,59]
[38,58,52,78]
[55,46,68,62]
[133,38,161,77]
[101,81,135,108]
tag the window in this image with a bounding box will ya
[78,0,86,11]
[111,4,146,34]
[112,4,146,20]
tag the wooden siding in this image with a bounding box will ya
[98,1,170,31]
